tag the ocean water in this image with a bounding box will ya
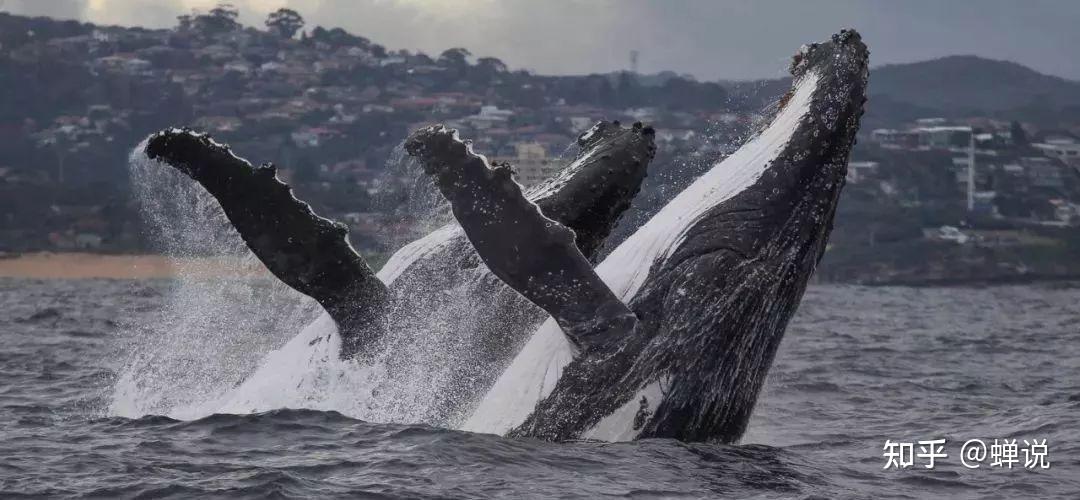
[1,278,1078,498]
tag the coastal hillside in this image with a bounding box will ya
[1,10,1079,284]
[730,55,1080,127]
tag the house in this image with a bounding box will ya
[915,118,949,126]
[75,233,103,250]
[972,191,998,214]
[388,97,441,112]
[914,126,971,149]
[379,56,407,67]
[1033,136,1080,167]
[923,225,969,244]
[1022,157,1065,188]
[1049,199,1080,224]
[463,105,515,130]
[871,128,919,149]
[194,116,242,133]
[492,142,560,187]
[199,44,235,62]
[223,60,252,74]
[362,103,395,114]
[291,127,341,148]
[846,161,879,183]
[94,54,152,74]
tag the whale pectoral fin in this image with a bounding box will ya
[405,125,637,350]
[528,120,655,259]
[144,129,388,358]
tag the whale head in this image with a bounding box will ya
[622,28,870,443]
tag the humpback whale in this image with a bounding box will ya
[141,28,866,443]
[408,30,869,443]
[144,120,654,423]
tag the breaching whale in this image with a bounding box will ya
[140,28,866,443]
[407,30,869,443]
[143,120,655,423]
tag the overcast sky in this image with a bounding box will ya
[3,0,1079,81]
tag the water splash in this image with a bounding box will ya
[112,142,323,418]
[112,133,596,428]
[112,140,504,425]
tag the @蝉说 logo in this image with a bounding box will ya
[882,438,1049,470]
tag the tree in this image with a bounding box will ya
[265,8,305,39]
[176,14,193,32]
[438,47,472,67]
[191,3,240,36]
[208,3,240,23]
[1010,120,1028,147]
[476,56,507,74]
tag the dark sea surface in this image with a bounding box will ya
[1,278,1077,499]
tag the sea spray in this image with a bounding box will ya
[112,133,614,429]
[112,143,322,418]
[112,141,497,424]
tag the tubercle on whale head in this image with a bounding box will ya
[790,28,869,223]
[576,120,655,149]
[778,28,868,114]
[789,29,868,79]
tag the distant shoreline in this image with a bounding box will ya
[1,252,1078,288]
[0,252,268,280]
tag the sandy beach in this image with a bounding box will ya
[0,252,268,279]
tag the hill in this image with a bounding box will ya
[729,55,1080,126]
[872,55,1080,113]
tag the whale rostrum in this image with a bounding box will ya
[143,29,868,444]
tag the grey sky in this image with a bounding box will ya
[3,0,1078,81]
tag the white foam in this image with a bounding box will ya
[462,71,821,438]
[582,376,669,441]
[110,147,325,419]
[377,224,461,284]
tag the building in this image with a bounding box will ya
[464,105,515,130]
[493,142,561,187]
[1033,136,1080,168]
[1050,199,1080,224]
[1022,157,1065,188]
[846,161,879,183]
[914,126,971,149]
[870,128,918,149]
